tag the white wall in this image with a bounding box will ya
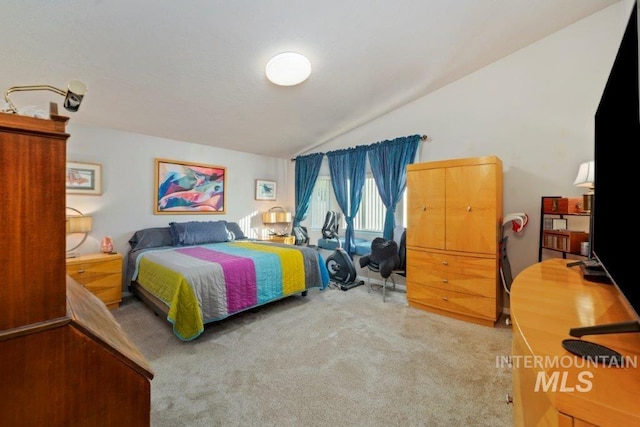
[66,124,292,260]
[288,2,631,308]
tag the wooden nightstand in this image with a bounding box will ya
[267,235,295,245]
[66,253,123,309]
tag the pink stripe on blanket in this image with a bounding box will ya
[176,246,257,312]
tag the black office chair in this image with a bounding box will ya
[359,227,406,302]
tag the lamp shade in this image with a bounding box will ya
[66,215,93,233]
[262,211,292,224]
[65,207,93,257]
[265,52,311,86]
[573,161,595,188]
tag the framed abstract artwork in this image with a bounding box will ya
[66,161,103,195]
[154,158,226,214]
[255,179,277,201]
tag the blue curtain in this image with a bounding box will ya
[368,135,421,239]
[293,153,324,227]
[326,146,367,257]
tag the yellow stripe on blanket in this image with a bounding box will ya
[137,257,204,341]
[234,242,306,295]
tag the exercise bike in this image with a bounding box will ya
[321,211,364,291]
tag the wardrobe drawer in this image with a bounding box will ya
[408,270,496,298]
[407,249,497,277]
[407,282,496,320]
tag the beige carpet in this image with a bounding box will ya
[112,283,513,427]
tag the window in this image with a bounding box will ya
[309,177,333,229]
[353,175,385,232]
[307,175,388,232]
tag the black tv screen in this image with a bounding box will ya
[592,1,640,326]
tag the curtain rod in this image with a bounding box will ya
[290,134,428,162]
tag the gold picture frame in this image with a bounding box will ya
[154,158,226,214]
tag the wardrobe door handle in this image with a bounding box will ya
[442,279,448,283]
[466,205,472,212]
[442,261,448,266]
[442,296,448,301]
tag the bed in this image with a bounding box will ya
[126,221,329,341]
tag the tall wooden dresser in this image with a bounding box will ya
[0,111,154,425]
[406,156,503,326]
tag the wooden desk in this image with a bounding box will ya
[510,258,640,427]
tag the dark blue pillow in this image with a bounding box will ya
[169,221,229,246]
[224,221,247,240]
[128,227,174,251]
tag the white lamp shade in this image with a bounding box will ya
[573,161,595,188]
[265,52,311,86]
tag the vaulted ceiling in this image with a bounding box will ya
[1,1,619,158]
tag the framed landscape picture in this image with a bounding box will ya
[154,158,226,214]
[255,179,277,200]
[66,161,102,195]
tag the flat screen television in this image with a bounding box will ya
[570,1,640,340]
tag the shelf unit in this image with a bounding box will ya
[538,196,591,262]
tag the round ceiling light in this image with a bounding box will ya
[265,52,311,86]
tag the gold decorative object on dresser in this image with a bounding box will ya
[66,252,124,309]
[510,259,640,427]
[0,110,153,425]
[405,156,503,326]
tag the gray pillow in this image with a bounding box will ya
[169,221,230,246]
[225,221,247,240]
[128,227,174,251]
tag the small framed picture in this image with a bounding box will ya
[255,179,277,200]
[552,218,567,230]
[66,161,102,195]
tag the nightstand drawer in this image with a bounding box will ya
[66,253,123,309]
[66,258,121,280]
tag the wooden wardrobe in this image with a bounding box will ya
[406,156,503,326]
[0,111,154,425]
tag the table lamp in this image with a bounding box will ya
[262,206,292,236]
[66,207,93,257]
[573,161,595,212]
[3,80,87,114]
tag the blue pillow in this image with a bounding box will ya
[128,227,173,251]
[224,221,247,241]
[169,221,230,246]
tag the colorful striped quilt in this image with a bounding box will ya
[132,241,329,340]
